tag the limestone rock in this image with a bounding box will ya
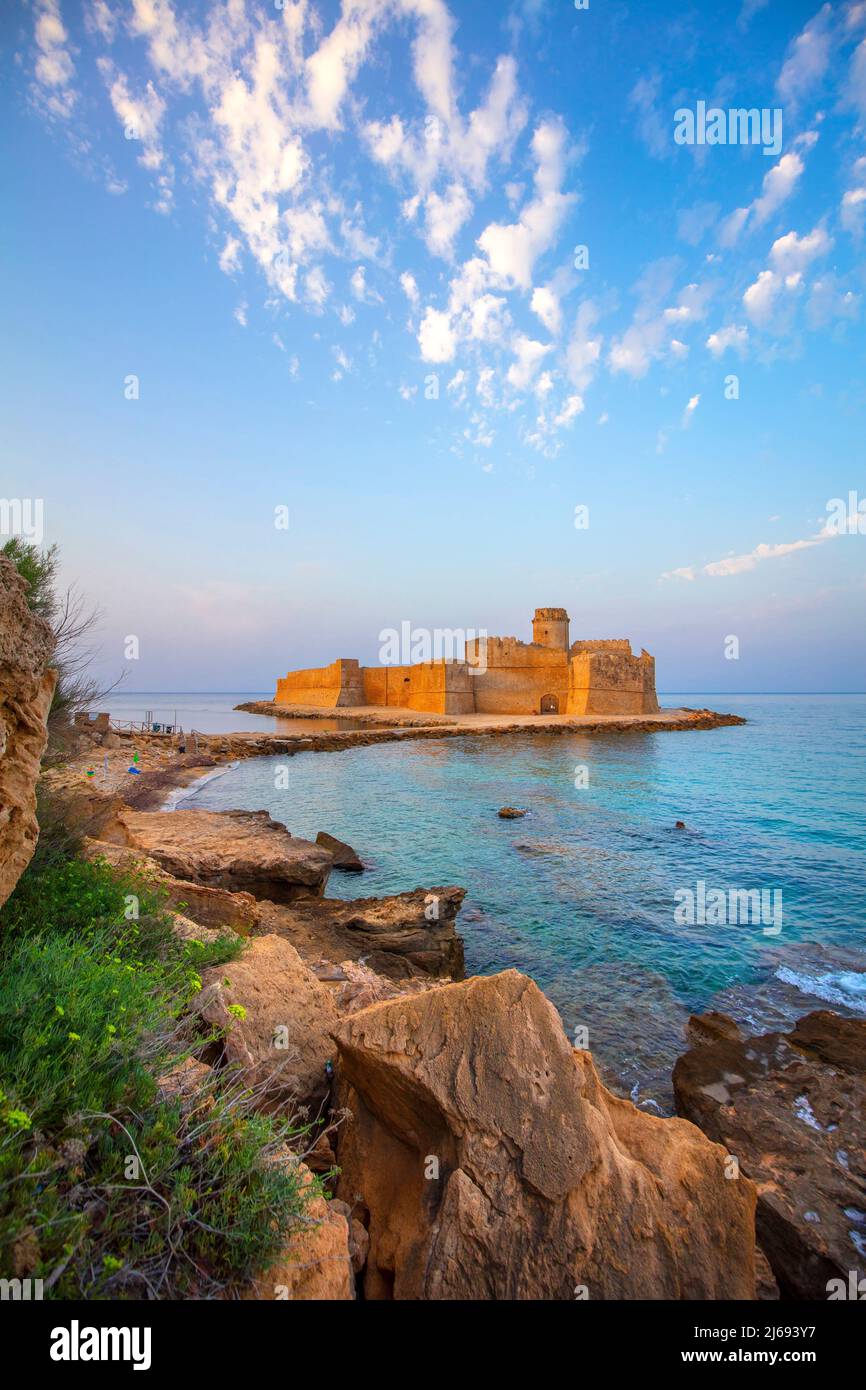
[194,933,340,1113]
[258,885,466,980]
[498,807,527,819]
[316,830,364,871]
[330,1199,370,1274]
[117,808,333,902]
[0,556,56,909]
[82,837,261,935]
[242,1160,353,1301]
[333,970,757,1300]
[673,1009,866,1300]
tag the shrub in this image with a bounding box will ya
[0,856,317,1299]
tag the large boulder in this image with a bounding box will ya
[81,837,261,935]
[0,556,56,908]
[316,831,364,872]
[242,1160,353,1301]
[333,971,757,1300]
[673,1009,866,1300]
[258,885,465,980]
[194,933,340,1113]
[117,808,333,902]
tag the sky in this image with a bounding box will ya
[2,0,866,693]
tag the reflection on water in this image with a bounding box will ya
[185,694,866,1111]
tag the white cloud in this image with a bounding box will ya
[629,73,669,159]
[400,271,420,305]
[743,269,782,326]
[777,4,834,107]
[552,393,584,428]
[662,525,838,581]
[681,393,700,427]
[841,158,866,237]
[219,235,242,275]
[477,119,574,289]
[706,324,749,357]
[743,226,832,327]
[32,0,77,119]
[530,284,561,336]
[234,301,248,327]
[769,225,832,276]
[85,1,116,43]
[423,182,472,258]
[609,274,710,378]
[418,306,456,362]
[306,265,331,307]
[566,301,602,389]
[506,334,550,390]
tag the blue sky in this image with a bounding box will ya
[2,0,866,693]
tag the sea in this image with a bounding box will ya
[107,692,866,1111]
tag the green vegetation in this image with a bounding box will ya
[0,847,316,1299]
[2,538,116,749]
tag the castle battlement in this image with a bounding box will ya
[274,608,659,717]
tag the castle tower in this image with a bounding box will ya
[532,607,570,651]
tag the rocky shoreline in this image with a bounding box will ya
[58,750,863,1302]
[2,609,860,1302]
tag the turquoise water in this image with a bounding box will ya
[184,695,866,1109]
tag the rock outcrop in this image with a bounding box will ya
[117,808,333,902]
[195,933,340,1113]
[82,837,261,935]
[0,555,56,908]
[674,1009,866,1301]
[333,970,757,1300]
[316,831,364,871]
[241,1159,353,1301]
[258,885,466,980]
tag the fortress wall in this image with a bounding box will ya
[362,661,475,715]
[567,651,658,715]
[275,658,364,709]
[570,639,634,654]
[469,640,570,714]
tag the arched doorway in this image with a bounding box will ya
[540,693,559,714]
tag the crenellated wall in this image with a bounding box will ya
[274,611,660,716]
[567,649,658,716]
[466,636,569,714]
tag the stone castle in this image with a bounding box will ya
[274,608,659,717]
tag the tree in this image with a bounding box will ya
[2,538,121,745]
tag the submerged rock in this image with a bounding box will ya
[117,808,333,903]
[316,830,364,871]
[0,555,56,909]
[332,970,757,1300]
[258,885,466,981]
[673,1009,866,1300]
[498,807,527,819]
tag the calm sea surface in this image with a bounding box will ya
[157,693,866,1109]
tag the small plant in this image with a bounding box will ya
[0,853,316,1298]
